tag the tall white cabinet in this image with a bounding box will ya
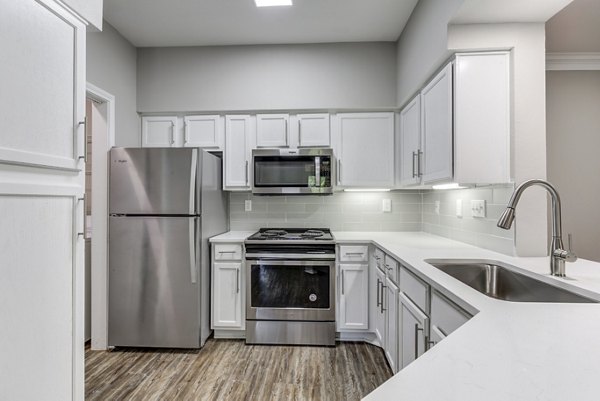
[0,1,86,399]
[224,115,254,190]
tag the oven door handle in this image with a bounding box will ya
[245,254,335,261]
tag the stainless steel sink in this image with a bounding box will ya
[426,260,598,303]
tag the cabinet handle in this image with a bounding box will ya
[337,160,342,185]
[417,150,423,177]
[376,279,381,307]
[412,151,418,178]
[285,119,289,146]
[341,270,345,295]
[345,252,364,256]
[236,268,240,293]
[415,324,424,359]
[78,118,88,163]
[77,195,86,238]
[218,250,236,254]
[183,122,188,145]
[245,160,249,185]
[380,284,387,313]
[170,122,175,145]
[427,339,436,349]
[298,119,301,145]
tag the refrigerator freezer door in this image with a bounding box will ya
[108,216,201,348]
[109,148,198,215]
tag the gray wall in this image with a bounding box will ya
[547,71,600,262]
[87,22,140,146]
[422,185,515,255]
[395,0,464,107]
[229,192,422,232]
[137,42,397,112]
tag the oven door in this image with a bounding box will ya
[246,259,335,321]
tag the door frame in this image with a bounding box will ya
[86,83,115,350]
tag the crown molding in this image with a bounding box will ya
[546,52,600,71]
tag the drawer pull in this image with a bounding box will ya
[345,252,364,256]
[219,251,236,254]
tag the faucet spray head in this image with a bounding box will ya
[497,207,515,229]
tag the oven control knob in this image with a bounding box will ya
[309,294,317,302]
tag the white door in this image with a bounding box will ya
[400,293,428,369]
[224,115,252,190]
[421,63,453,184]
[374,267,387,346]
[385,279,399,373]
[212,262,243,328]
[338,264,369,330]
[256,114,289,147]
[398,95,422,186]
[184,115,224,149]
[297,114,330,147]
[333,113,395,188]
[0,1,85,400]
[141,116,178,147]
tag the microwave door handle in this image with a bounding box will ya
[315,157,320,188]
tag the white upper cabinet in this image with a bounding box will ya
[224,115,253,190]
[297,113,330,147]
[454,51,511,184]
[398,95,422,186]
[256,114,290,148]
[421,63,453,184]
[183,115,224,150]
[141,116,178,148]
[333,113,395,188]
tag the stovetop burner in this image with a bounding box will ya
[246,228,334,243]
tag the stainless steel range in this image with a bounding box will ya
[245,228,336,346]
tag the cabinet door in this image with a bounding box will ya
[385,279,399,373]
[212,262,243,328]
[338,264,369,330]
[298,114,330,147]
[421,63,453,184]
[428,325,446,349]
[256,114,289,148]
[142,116,178,147]
[400,292,428,369]
[224,115,252,190]
[184,115,223,149]
[398,95,421,186]
[373,267,387,346]
[454,52,510,184]
[334,113,395,188]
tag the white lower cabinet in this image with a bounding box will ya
[338,263,369,330]
[428,290,472,348]
[212,262,243,329]
[384,278,399,373]
[400,292,429,369]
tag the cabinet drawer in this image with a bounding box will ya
[430,290,471,336]
[339,245,369,262]
[384,254,398,284]
[373,247,385,270]
[400,266,429,313]
[214,244,243,260]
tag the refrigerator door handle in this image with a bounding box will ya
[189,149,198,215]
[189,217,197,284]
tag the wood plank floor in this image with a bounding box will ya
[86,339,392,401]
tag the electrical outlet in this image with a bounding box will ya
[471,200,486,218]
[435,201,440,215]
[382,199,392,213]
[456,199,463,217]
[244,200,252,212]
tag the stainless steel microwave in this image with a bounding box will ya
[252,148,334,195]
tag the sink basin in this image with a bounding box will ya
[427,261,598,303]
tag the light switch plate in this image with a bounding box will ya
[471,200,486,218]
[435,201,440,215]
[456,199,463,217]
[245,200,252,212]
[382,199,392,213]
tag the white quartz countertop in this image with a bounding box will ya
[332,232,600,401]
[209,230,600,400]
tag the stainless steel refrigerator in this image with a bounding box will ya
[108,147,228,348]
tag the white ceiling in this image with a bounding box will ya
[103,0,419,47]
[546,0,600,52]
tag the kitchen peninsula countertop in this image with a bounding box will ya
[210,230,600,401]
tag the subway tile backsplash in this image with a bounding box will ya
[229,191,423,232]
[421,184,516,255]
[229,184,516,256]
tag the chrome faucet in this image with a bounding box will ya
[497,179,576,277]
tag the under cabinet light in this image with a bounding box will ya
[255,0,292,7]
[432,183,467,190]
[344,189,391,192]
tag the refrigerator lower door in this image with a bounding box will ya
[109,216,201,348]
